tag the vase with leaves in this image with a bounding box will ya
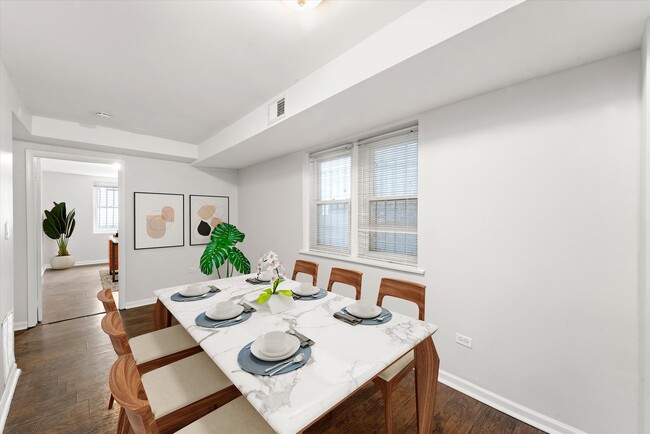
[256,251,296,313]
[42,201,76,270]
[200,222,251,278]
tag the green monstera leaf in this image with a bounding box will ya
[200,223,251,278]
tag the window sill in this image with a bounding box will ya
[94,229,117,235]
[298,249,425,275]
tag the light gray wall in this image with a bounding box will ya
[238,51,642,433]
[13,141,238,323]
[41,172,116,266]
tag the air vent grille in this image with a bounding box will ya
[277,98,285,117]
[268,96,286,125]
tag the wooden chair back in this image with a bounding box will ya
[97,288,117,313]
[377,278,426,320]
[327,268,363,300]
[292,260,319,286]
[109,353,160,434]
[101,311,132,356]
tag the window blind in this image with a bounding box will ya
[357,126,418,265]
[309,145,352,256]
[95,186,119,230]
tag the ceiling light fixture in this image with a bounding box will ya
[282,0,322,11]
[95,112,112,119]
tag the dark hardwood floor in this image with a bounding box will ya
[6,305,545,433]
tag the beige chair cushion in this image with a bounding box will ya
[130,324,197,364]
[378,350,414,381]
[141,352,232,419]
[176,396,274,434]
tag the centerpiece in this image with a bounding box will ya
[256,251,296,313]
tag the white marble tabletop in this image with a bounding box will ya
[154,275,438,434]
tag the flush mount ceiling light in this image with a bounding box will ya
[282,0,322,11]
[95,112,112,119]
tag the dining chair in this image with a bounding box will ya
[97,288,117,313]
[110,353,273,434]
[372,277,426,434]
[326,267,363,300]
[101,311,201,411]
[291,260,319,286]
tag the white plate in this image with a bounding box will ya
[293,285,320,296]
[179,284,210,297]
[251,335,300,361]
[206,304,244,320]
[346,303,382,319]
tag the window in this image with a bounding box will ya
[309,146,352,255]
[94,185,119,233]
[308,125,418,267]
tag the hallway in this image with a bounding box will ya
[41,264,116,324]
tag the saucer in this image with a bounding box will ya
[251,335,300,361]
[205,304,244,320]
[293,285,320,296]
[346,303,382,319]
[179,284,210,297]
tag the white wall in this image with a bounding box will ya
[41,172,116,266]
[239,51,642,434]
[13,140,238,324]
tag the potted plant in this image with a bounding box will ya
[256,251,296,313]
[42,202,76,270]
[200,222,251,278]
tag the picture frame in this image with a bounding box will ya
[189,195,230,245]
[134,192,184,250]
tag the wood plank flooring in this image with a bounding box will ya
[6,305,546,433]
[41,264,111,324]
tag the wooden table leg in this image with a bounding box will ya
[414,337,440,433]
[153,299,172,330]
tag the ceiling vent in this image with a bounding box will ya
[268,97,286,125]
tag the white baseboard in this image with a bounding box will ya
[124,297,156,309]
[0,364,20,432]
[42,259,108,270]
[439,370,587,434]
[13,322,27,331]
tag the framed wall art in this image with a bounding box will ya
[134,192,184,250]
[189,195,229,245]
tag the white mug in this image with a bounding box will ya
[264,331,287,354]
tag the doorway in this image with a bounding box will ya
[26,151,126,327]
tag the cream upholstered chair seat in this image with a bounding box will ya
[176,396,274,434]
[378,350,414,381]
[141,352,232,419]
[129,324,197,365]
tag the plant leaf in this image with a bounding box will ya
[228,247,251,275]
[199,242,228,275]
[44,210,63,234]
[42,219,59,239]
[277,289,293,297]
[257,292,271,304]
[65,210,76,237]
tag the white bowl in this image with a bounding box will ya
[206,303,244,320]
[347,301,382,319]
[251,334,300,361]
[293,282,320,296]
[180,284,210,297]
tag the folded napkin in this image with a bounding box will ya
[333,311,361,325]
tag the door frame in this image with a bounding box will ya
[25,149,127,326]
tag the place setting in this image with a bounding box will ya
[245,269,272,285]
[170,283,221,302]
[334,299,392,326]
[195,300,254,328]
[238,330,313,376]
[292,281,327,301]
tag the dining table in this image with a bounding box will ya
[152,274,440,434]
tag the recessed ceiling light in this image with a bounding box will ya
[282,0,322,11]
[95,112,112,119]
[112,162,121,170]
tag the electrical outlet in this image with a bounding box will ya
[188,267,198,273]
[456,333,472,349]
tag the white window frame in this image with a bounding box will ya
[93,184,119,234]
[303,125,423,275]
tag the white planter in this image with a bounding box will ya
[50,255,75,270]
[267,293,296,314]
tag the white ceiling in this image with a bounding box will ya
[0,0,422,144]
[40,158,118,178]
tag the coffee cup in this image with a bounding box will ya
[258,270,273,281]
[263,331,287,354]
[355,299,376,316]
